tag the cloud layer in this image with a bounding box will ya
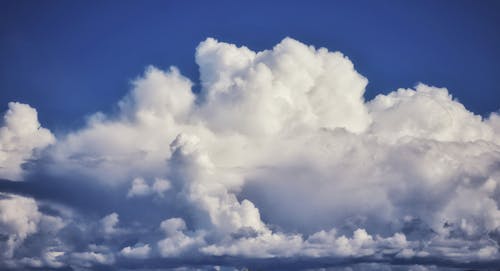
[0,38,499,270]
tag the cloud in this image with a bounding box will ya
[127,177,171,198]
[120,244,151,259]
[0,192,66,269]
[367,84,498,143]
[100,212,120,236]
[195,37,371,136]
[0,37,499,270]
[0,192,42,258]
[157,217,205,257]
[0,102,55,180]
[71,251,115,267]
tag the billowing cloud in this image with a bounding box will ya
[0,102,55,180]
[0,38,499,270]
[0,192,66,269]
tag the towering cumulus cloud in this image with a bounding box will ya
[0,38,499,270]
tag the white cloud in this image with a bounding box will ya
[157,217,205,257]
[120,244,151,259]
[0,102,55,180]
[195,37,371,136]
[0,193,41,258]
[127,177,150,197]
[100,212,119,235]
[367,84,498,143]
[1,37,499,269]
[127,177,171,198]
[152,178,171,196]
[0,193,65,260]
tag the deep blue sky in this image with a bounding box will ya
[1,0,499,131]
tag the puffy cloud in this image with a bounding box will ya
[0,193,41,258]
[127,177,171,198]
[0,102,55,180]
[303,229,377,257]
[167,133,267,235]
[157,217,205,257]
[127,177,150,197]
[120,244,151,259]
[195,37,371,136]
[152,178,172,195]
[47,66,195,184]
[0,193,66,263]
[367,84,498,143]
[100,212,120,236]
[0,37,499,270]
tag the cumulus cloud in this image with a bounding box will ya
[157,217,205,257]
[0,102,55,180]
[367,84,498,143]
[71,251,115,267]
[0,192,66,269]
[0,193,42,258]
[120,243,151,259]
[127,177,171,198]
[0,37,499,270]
[100,212,120,236]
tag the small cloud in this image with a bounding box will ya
[127,177,171,198]
[127,177,150,198]
[120,244,151,259]
[99,212,119,236]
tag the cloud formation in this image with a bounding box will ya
[0,102,55,180]
[0,37,499,270]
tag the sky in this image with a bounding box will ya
[0,1,500,270]
[1,0,500,130]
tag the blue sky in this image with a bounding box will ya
[1,1,500,270]
[1,0,499,130]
